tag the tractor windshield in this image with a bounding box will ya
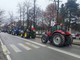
[51,25,65,32]
[57,25,65,31]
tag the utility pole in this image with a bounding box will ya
[54,0,61,23]
[33,0,36,28]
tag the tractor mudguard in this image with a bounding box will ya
[65,32,71,36]
[54,30,65,35]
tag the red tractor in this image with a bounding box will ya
[41,24,73,47]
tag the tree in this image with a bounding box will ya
[65,0,79,31]
[24,1,31,28]
[8,11,14,23]
[43,3,57,27]
[8,11,17,30]
[17,3,22,21]
[22,3,26,26]
[65,0,79,16]
[60,4,67,23]
[0,9,4,23]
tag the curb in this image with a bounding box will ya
[72,43,80,46]
[0,39,11,60]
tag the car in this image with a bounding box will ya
[75,33,80,40]
[71,33,76,39]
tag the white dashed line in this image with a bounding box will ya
[10,44,22,52]
[26,42,40,48]
[18,43,31,50]
[23,39,46,47]
[7,55,12,60]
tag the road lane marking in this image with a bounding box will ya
[47,46,80,59]
[10,44,22,52]
[16,36,46,47]
[7,55,11,60]
[26,42,40,48]
[0,38,11,60]
[15,36,80,59]
[23,39,46,47]
[0,39,10,54]
[18,43,31,50]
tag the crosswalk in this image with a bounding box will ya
[10,44,22,52]
[9,42,41,53]
[18,43,31,50]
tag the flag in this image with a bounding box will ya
[31,24,35,31]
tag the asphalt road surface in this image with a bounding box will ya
[0,32,80,60]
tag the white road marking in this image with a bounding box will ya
[0,39,10,54]
[7,55,12,60]
[26,42,40,48]
[10,44,22,52]
[24,39,46,47]
[47,46,80,59]
[0,39,11,60]
[18,43,31,50]
[15,36,80,59]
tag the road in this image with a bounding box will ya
[0,32,80,60]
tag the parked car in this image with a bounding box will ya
[71,33,76,39]
[75,33,80,40]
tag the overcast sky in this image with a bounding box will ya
[0,0,80,16]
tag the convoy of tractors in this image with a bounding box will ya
[2,23,73,47]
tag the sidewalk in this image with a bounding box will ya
[0,43,7,60]
[73,39,80,46]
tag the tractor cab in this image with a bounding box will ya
[51,24,65,32]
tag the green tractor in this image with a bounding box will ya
[24,29,36,39]
[41,24,73,47]
[20,27,36,39]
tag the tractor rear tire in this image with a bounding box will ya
[64,35,73,46]
[41,35,48,44]
[52,33,65,47]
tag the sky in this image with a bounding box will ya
[0,0,80,16]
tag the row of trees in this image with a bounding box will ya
[2,0,80,32]
[60,0,80,31]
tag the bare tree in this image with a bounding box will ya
[8,11,16,30]
[0,9,4,23]
[33,0,36,28]
[17,3,22,21]
[43,3,57,27]
[24,1,31,28]
[22,3,26,26]
[8,11,14,23]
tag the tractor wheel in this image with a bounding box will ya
[52,33,65,47]
[41,35,48,44]
[31,32,36,39]
[64,35,73,46]
[26,33,30,39]
[31,35,36,39]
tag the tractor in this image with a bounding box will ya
[20,27,36,39]
[41,24,73,47]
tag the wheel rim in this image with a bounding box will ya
[53,36,61,45]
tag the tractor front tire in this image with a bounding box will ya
[52,33,65,47]
[41,35,48,44]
